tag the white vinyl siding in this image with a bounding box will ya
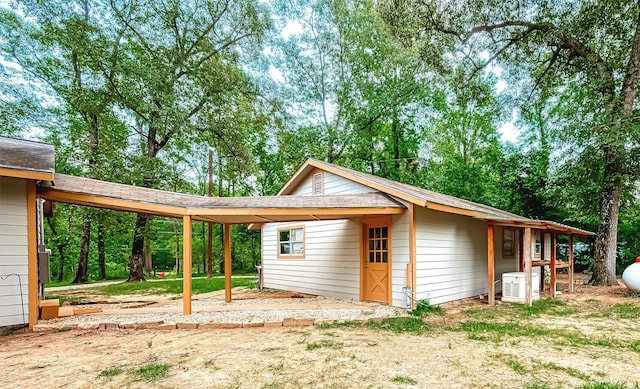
[391,212,410,307]
[291,171,374,196]
[262,219,361,300]
[414,207,489,305]
[0,177,29,327]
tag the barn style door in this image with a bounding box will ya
[363,217,391,303]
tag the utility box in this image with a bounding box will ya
[38,246,51,284]
[502,272,540,303]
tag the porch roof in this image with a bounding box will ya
[476,216,594,236]
[37,173,405,224]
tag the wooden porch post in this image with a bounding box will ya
[568,234,575,293]
[224,223,232,303]
[182,215,192,315]
[27,181,39,327]
[550,233,556,298]
[518,229,524,272]
[540,232,545,292]
[523,227,533,306]
[487,223,495,305]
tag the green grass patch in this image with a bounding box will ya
[579,382,629,389]
[391,375,417,385]
[594,303,640,319]
[457,321,551,342]
[509,299,579,317]
[540,361,591,381]
[90,277,255,296]
[524,380,552,389]
[318,317,430,335]
[98,366,124,377]
[495,354,527,375]
[410,299,444,317]
[306,340,343,350]
[132,363,170,381]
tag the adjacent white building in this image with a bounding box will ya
[261,159,589,308]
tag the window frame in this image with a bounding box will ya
[502,227,516,259]
[277,225,305,259]
[534,231,542,259]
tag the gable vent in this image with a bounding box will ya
[312,173,323,195]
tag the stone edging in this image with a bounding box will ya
[32,317,380,332]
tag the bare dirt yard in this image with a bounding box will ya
[1,276,639,389]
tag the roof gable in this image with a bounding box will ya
[279,159,525,219]
[278,159,592,236]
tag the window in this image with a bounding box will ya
[502,227,515,259]
[312,172,323,195]
[278,226,304,258]
[534,232,542,258]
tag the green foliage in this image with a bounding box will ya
[579,383,629,389]
[132,363,171,381]
[319,317,430,335]
[98,367,124,378]
[410,299,444,317]
[95,277,255,296]
[391,375,418,385]
[306,340,343,350]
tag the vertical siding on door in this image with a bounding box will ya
[0,177,29,326]
[262,219,361,300]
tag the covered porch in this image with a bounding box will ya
[36,173,405,316]
[484,219,593,305]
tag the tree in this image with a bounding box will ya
[99,0,270,281]
[412,0,640,285]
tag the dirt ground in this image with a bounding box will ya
[1,277,639,389]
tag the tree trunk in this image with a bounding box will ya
[46,217,67,282]
[72,218,91,284]
[97,222,106,280]
[127,214,147,282]
[591,9,640,285]
[218,148,225,275]
[144,219,152,273]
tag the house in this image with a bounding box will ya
[0,137,55,327]
[259,159,591,308]
[0,136,590,328]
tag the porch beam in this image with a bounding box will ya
[182,215,192,315]
[487,223,495,305]
[523,227,533,306]
[550,233,557,297]
[568,234,575,293]
[224,223,232,303]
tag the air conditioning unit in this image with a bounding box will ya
[502,272,540,303]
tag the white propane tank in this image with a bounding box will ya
[622,256,640,292]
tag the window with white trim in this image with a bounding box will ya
[278,226,304,258]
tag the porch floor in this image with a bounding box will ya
[34,287,405,331]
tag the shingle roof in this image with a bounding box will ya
[0,136,54,179]
[279,159,593,236]
[37,173,404,224]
